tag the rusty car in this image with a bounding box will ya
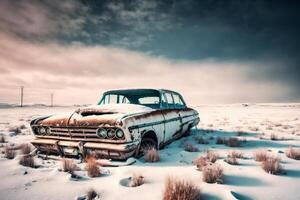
[30,89,200,160]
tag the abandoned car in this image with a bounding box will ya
[30,89,200,160]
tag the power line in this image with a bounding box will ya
[51,93,54,107]
[20,86,24,107]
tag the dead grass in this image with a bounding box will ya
[205,150,218,163]
[225,156,238,165]
[19,124,26,129]
[202,164,223,184]
[86,188,99,200]
[128,173,145,187]
[194,150,218,170]
[270,133,279,140]
[194,156,209,171]
[19,155,35,168]
[215,137,225,145]
[20,143,32,155]
[224,137,240,147]
[285,147,300,160]
[8,127,21,135]
[253,150,268,162]
[194,136,209,144]
[236,131,248,136]
[183,142,199,152]
[228,151,243,159]
[261,157,282,174]
[62,159,78,173]
[5,145,15,159]
[144,148,160,162]
[0,135,6,143]
[162,176,200,200]
[85,156,100,177]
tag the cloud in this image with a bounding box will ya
[0,32,295,105]
[0,0,90,39]
[0,0,298,105]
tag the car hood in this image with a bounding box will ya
[37,104,154,127]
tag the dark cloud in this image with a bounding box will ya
[0,0,299,104]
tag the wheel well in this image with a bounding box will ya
[142,130,158,145]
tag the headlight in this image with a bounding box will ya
[97,128,107,138]
[39,127,46,135]
[115,129,124,138]
[107,129,115,138]
[46,127,51,135]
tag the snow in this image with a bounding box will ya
[81,103,154,114]
[0,104,300,200]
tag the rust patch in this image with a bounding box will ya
[69,118,118,126]
[38,117,69,126]
[37,110,120,127]
[131,107,194,120]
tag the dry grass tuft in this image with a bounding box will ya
[144,148,160,162]
[86,188,99,200]
[163,176,200,200]
[204,150,218,163]
[261,157,282,174]
[270,133,279,140]
[202,164,223,184]
[20,143,32,155]
[253,150,268,162]
[228,151,243,159]
[62,159,78,173]
[19,155,35,168]
[0,135,6,143]
[215,137,225,144]
[19,124,26,129]
[8,127,22,135]
[128,173,145,187]
[183,142,199,152]
[194,156,210,171]
[194,150,218,170]
[5,145,15,159]
[225,137,240,147]
[237,131,248,136]
[285,147,300,160]
[194,136,209,144]
[85,156,100,177]
[225,156,238,165]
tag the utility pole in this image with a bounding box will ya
[51,93,54,107]
[20,86,24,107]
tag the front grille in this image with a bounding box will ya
[33,126,125,143]
[49,127,98,139]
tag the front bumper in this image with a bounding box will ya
[31,138,139,160]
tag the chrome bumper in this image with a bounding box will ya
[31,138,139,160]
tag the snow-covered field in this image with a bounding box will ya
[0,104,300,200]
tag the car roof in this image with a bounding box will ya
[103,88,180,96]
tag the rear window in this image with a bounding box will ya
[173,93,185,108]
[138,96,160,104]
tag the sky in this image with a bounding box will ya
[0,0,299,105]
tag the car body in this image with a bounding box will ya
[30,89,200,160]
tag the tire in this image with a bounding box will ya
[136,137,157,157]
[182,126,191,137]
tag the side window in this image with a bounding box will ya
[108,94,118,104]
[165,92,175,108]
[119,95,130,104]
[173,93,185,108]
[161,94,168,108]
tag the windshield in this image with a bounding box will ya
[98,89,161,109]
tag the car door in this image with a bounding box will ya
[161,92,182,142]
[173,92,196,134]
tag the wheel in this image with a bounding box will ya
[182,126,191,137]
[136,137,157,157]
